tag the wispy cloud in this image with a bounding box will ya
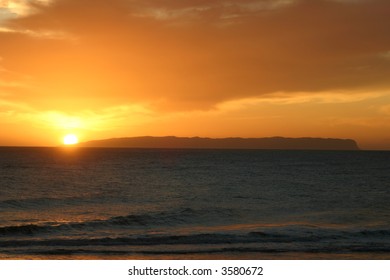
[216,91,389,112]
[0,97,154,132]
[0,0,52,16]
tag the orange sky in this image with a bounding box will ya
[1,0,390,149]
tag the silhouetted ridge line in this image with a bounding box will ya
[78,136,359,150]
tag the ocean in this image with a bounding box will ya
[0,147,389,259]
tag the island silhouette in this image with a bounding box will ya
[78,136,359,150]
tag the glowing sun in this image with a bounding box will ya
[63,134,79,145]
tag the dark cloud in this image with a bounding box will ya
[1,0,390,110]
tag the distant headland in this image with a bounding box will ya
[78,136,360,150]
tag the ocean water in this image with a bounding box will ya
[0,147,389,259]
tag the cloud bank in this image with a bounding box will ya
[1,0,390,148]
[0,0,388,111]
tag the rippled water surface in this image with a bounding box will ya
[0,147,389,259]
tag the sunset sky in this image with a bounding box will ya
[1,0,390,149]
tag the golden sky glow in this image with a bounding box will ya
[1,0,390,149]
